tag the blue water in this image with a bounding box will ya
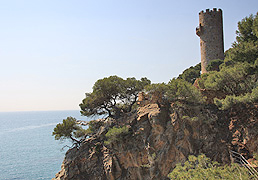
[0,110,89,180]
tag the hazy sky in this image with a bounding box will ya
[0,0,257,112]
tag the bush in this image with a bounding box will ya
[214,86,258,110]
[85,120,104,135]
[52,117,87,144]
[225,12,258,64]
[168,154,255,180]
[206,59,224,72]
[226,41,258,64]
[105,126,130,145]
[178,63,201,84]
[166,78,205,104]
[199,62,257,96]
[145,83,169,95]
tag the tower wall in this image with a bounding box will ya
[196,8,224,74]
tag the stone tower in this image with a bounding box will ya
[196,8,224,74]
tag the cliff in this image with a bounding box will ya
[52,101,258,180]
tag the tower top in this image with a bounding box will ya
[199,8,222,15]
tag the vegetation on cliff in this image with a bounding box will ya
[168,154,256,180]
[104,125,130,145]
[178,63,201,84]
[52,12,258,180]
[52,117,87,145]
[79,76,151,118]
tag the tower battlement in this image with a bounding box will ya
[196,8,224,73]
[199,8,222,15]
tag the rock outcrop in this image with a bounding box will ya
[53,102,258,180]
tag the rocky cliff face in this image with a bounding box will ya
[53,102,258,180]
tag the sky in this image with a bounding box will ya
[0,0,258,112]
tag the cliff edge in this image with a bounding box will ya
[52,101,258,180]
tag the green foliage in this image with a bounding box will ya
[200,61,258,109]
[52,117,86,143]
[225,12,258,64]
[80,76,151,118]
[199,62,258,96]
[254,12,258,38]
[144,63,203,105]
[121,77,151,110]
[214,86,258,110]
[206,59,224,72]
[145,83,169,95]
[74,128,88,139]
[168,154,255,180]
[225,41,258,64]
[105,126,129,145]
[84,120,104,135]
[235,13,258,44]
[178,63,201,84]
[198,57,258,109]
[144,78,205,105]
[166,78,205,104]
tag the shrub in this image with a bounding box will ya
[85,120,104,135]
[145,83,169,95]
[168,154,255,180]
[206,59,224,72]
[214,86,258,110]
[52,117,87,144]
[199,62,257,96]
[105,126,130,145]
[178,63,201,84]
[166,78,205,104]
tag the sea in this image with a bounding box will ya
[0,110,90,180]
